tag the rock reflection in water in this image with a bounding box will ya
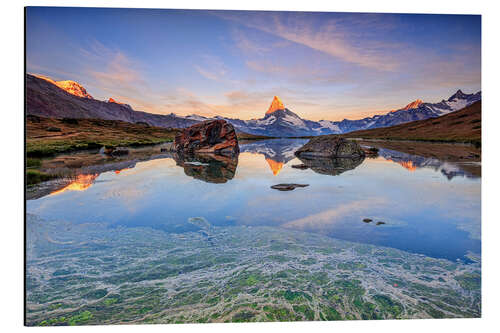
[172,153,239,183]
[296,155,365,176]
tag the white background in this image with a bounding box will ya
[1,0,499,332]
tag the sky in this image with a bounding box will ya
[26,7,481,121]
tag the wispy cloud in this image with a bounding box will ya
[194,55,230,82]
[216,11,402,71]
[82,40,148,98]
[157,88,220,116]
[232,28,271,55]
[91,53,145,91]
[27,9,481,121]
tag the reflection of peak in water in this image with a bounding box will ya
[386,159,417,172]
[114,168,131,174]
[265,158,284,176]
[240,139,308,165]
[50,174,99,196]
[27,155,171,200]
[377,148,479,180]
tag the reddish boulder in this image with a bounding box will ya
[174,120,240,156]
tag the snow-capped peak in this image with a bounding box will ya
[184,114,211,121]
[448,89,467,102]
[401,99,424,111]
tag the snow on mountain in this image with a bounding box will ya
[184,114,211,121]
[34,74,93,99]
[313,120,341,134]
[199,91,480,137]
[255,115,277,126]
[282,114,307,129]
[27,73,480,138]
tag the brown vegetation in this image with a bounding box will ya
[26,115,180,157]
[343,101,481,145]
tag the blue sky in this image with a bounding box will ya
[26,7,481,121]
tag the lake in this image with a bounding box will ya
[25,139,481,325]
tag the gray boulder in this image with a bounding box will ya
[295,136,365,158]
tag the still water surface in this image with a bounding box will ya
[27,139,481,263]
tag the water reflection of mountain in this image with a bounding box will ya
[240,139,367,176]
[171,153,238,184]
[377,148,480,180]
[240,139,307,175]
[27,155,169,200]
[28,139,480,201]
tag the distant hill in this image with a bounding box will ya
[342,101,481,144]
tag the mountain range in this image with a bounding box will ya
[26,74,198,129]
[26,74,481,137]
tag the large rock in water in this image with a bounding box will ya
[294,135,365,158]
[174,120,239,156]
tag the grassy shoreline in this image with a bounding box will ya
[27,137,174,157]
[26,116,180,157]
[279,135,480,146]
[26,116,276,157]
[25,116,277,184]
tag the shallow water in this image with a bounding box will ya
[25,139,481,325]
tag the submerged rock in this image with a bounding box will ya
[174,119,239,156]
[363,218,373,223]
[270,183,309,191]
[376,221,386,226]
[295,136,365,159]
[99,146,129,156]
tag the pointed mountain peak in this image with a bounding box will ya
[266,96,285,115]
[400,99,424,111]
[34,74,93,99]
[108,97,132,109]
[448,89,467,101]
[53,80,93,99]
